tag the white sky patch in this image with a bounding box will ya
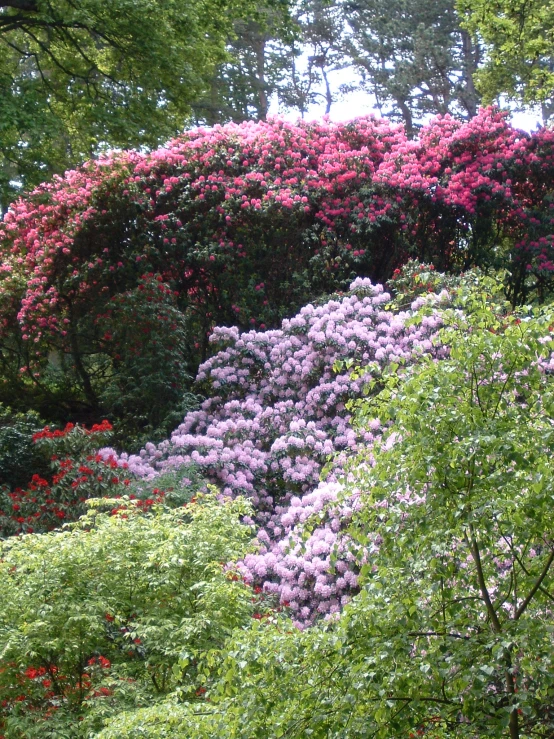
[269,64,544,133]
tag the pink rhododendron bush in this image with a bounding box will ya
[2,109,554,432]
[101,277,448,626]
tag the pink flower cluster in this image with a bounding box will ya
[0,155,138,343]
[3,107,554,377]
[102,279,446,625]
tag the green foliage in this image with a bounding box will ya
[459,0,554,120]
[191,7,296,124]
[93,275,196,445]
[128,466,207,509]
[0,492,256,737]
[0,0,260,208]
[226,289,554,738]
[3,266,554,737]
[344,290,554,736]
[96,614,323,739]
[95,702,220,739]
[0,404,47,487]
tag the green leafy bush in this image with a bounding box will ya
[0,405,48,488]
[0,493,256,738]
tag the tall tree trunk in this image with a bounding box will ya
[321,67,332,114]
[66,304,98,409]
[541,99,554,126]
[460,29,480,118]
[254,35,268,120]
[397,98,414,137]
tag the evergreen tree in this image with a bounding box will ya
[345,0,480,133]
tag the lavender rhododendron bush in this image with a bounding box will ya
[3,109,554,431]
[101,276,448,625]
[94,286,554,739]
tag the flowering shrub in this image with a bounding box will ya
[0,419,119,536]
[103,277,449,625]
[2,110,554,427]
[0,419,201,537]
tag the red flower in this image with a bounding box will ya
[24,666,46,680]
[93,686,112,697]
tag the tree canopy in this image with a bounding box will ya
[0,0,262,208]
[346,0,481,134]
[459,0,554,122]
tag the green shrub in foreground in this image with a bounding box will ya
[0,493,256,738]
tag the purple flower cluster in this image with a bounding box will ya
[102,279,445,625]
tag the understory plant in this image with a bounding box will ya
[0,420,201,537]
